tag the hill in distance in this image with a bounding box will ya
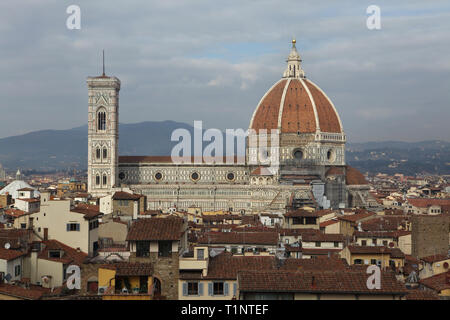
[0,121,448,175]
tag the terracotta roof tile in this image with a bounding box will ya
[0,248,26,261]
[112,191,142,200]
[301,233,344,242]
[345,166,369,185]
[70,204,102,220]
[37,240,88,266]
[304,79,341,133]
[126,217,185,241]
[419,271,450,292]
[100,262,153,276]
[0,284,47,300]
[285,209,322,218]
[280,257,347,271]
[326,167,345,176]
[198,231,278,245]
[420,254,449,264]
[281,79,316,133]
[347,245,405,259]
[238,270,407,294]
[405,289,440,300]
[250,80,287,133]
[181,252,276,280]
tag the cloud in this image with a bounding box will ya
[0,0,449,143]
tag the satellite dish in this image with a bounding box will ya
[4,243,10,250]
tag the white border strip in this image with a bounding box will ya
[277,78,291,129]
[249,79,285,129]
[300,78,320,132]
[306,79,344,133]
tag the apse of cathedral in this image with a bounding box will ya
[86,41,376,212]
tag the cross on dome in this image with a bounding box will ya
[283,39,305,79]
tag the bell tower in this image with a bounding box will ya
[87,58,120,196]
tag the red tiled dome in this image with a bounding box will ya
[249,78,343,134]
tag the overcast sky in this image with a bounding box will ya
[0,0,449,142]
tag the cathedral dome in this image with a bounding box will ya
[249,41,343,135]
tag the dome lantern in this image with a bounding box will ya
[283,39,305,79]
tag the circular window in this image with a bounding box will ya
[327,149,336,162]
[154,172,163,181]
[226,172,235,182]
[260,148,269,159]
[118,172,125,180]
[190,172,200,181]
[293,149,304,160]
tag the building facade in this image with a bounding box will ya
[87,41,374,212]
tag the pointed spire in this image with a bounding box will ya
[283,38,305,78]
[102,49,105,76]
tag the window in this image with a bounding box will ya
[334,241,339,248]
[96,148,101,159]
[49,250,61,258]
[213,282,224,295]
[188,282,199,295]
[197,249,204,260]
[305,217,316,225]
[293,149,303,160]
[89,220,99,230]
[66,223,80,231]
[361,240,367,246]
[154,172,163,181]
[190,172,200,181]
[354,259,363,265]
[97,111,106,131]
[158,241,172,257]
[315,241,321,247]
[119,200,129,206]
[103,174,107,186]
[226,172,235,182]
[14,265,21,277]
[285,239,289,244]
[372,239,377,245]
[383,241,388,246]
[136,241,150,257]
[103,147,107,159]
[96,175,100,186]
[20,223,26,229]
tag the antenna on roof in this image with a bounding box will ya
[102,49,105,76]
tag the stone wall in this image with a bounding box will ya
[129,252,179,300]
[412,215,450,259]
[80,263,102,295]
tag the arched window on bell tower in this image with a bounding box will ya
[96,174,100,186]
[103,147,108,160]
[96,148,101,160]
[97,108,106,131]
[102,174,107,186]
